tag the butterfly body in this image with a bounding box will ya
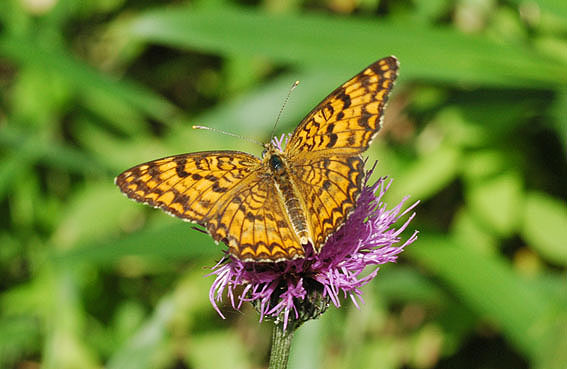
[116,56,399,262]
[263,145,312,248]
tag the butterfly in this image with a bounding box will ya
[115,56,399,262]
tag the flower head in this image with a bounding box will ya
[208,135,419,329]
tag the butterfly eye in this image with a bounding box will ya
[261,148,268,158]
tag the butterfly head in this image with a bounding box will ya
[261,142,286,174]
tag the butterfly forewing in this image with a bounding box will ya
[116,151,260,221]
[286,56,399,158]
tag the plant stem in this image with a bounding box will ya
[268,322,296,369]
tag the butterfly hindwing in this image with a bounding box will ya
[292,155,365,251]
[210,177,304,261]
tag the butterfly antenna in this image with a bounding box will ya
[192,125,263,146]
[268,80,300,141]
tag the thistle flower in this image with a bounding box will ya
[208,135,419,329]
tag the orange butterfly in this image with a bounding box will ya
[116,56,399,262]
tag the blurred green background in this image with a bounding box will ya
[1,0,566,368]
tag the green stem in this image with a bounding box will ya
[268,322,296,369]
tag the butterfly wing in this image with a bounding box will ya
[286,56,399,158]
[285,56,399,251]
[115,151,303,261]
[292,155,365,251]
[210,175,304,261]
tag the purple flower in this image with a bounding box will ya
[208,135,419,329]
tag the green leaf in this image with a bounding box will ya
[126,5,567,87]
[407,233,559,363]
[50,182,139,249]
[54,220,218,265]
[0,316,39,369]
[185,331,250,369]
[521,192,567,266]
[462,150,509,183]
[509,0,567,19]
[465,170,523,237]
[0,123,108,177]
[550,88,567,153]
[387,143,461,202]
[0,34,179,124]
[106,295,175,369]
[0,152,30,201]
[452,208,499,254]
[374,265,450,305]
[106,271,221,369]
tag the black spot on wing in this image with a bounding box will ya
[175,158,191,178]
[337,89,351,109]
[327,133,338,148]
[212,182,228,193]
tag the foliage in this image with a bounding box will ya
[1,0,566,368]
